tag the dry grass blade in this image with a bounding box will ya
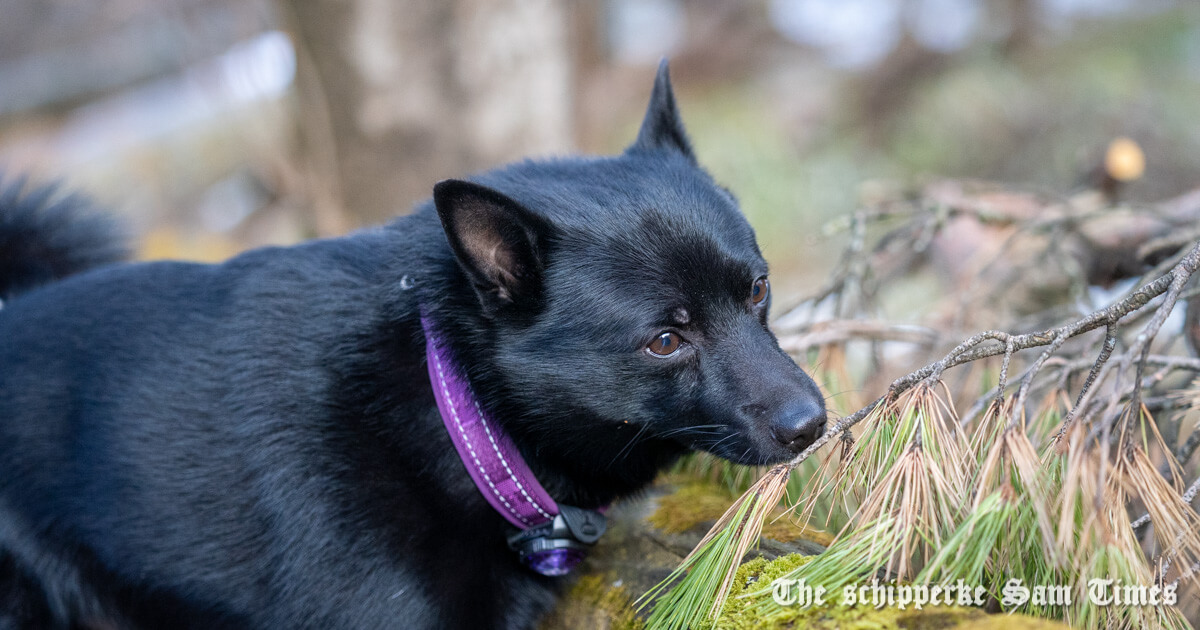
[852,446,932,579]
[916,488,1015,586]
[707,468,791,619]
[1053,423,1091,556]
[790,434,852,531]
[832,385,968,515]
[745,516,907,616]
[1003,425,1062,566]
[641,466,791,630]
[1120,447,1200,588]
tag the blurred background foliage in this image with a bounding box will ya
[1,0,1198,301]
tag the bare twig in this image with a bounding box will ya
[1185,474,1200,506]
[775,210,871,327]
[776,320,938,353]
[1057,325,1119,443]
[1179,431,1200,466]
[960,361,1037,427]
[1010,331,1069,429]
[784,240,1200,472]
[996,337,1016,393]
[1119,244,1200,428]
[1134,473,1200,533]
[1168,560,1200,592]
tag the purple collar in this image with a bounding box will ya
[421,315,605,576]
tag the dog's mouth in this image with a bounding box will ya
[688,420,828,467]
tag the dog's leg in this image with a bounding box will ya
[0,504,130,630]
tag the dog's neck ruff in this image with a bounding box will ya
[421,315,605,576]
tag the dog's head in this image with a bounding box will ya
[430,62,825,490]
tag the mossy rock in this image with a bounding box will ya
[540,483,1071,630]
[708,555,1070,630]
[647,482,834,549]
[541,483,835,630]
[539,574,644,630]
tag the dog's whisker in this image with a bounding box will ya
[824,388,863,399]
[698,432,739,454]
[654,424,724,439]
[608,422,653,468]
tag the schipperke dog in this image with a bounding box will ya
[0,62,826,629]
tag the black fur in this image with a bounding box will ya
[0,61,825,629]
[0,178,130,304]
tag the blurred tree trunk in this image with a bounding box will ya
[281,0,572,231]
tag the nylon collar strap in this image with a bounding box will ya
[421,315,605,576]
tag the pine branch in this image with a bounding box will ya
[782,239,1200,472]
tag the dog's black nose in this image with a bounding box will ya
[769,400,827,452]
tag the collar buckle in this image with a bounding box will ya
[507,505,607,576]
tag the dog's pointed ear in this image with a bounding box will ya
[627,59,695,162]
[433,179,552,314]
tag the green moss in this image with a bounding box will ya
[541,574,645,630]
[954,618,1073,630]
[648,484,736,534]
[760,515,835,548]
[649,484,834,547]
[706,555,1071,630]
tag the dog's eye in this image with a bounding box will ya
[751,277,769,305]
[647,332,682,357]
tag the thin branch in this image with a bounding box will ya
[996,336,1016,395]
[1057,325,1118,442]
[784,240,1200,471]
[1179,431,1200,466]
[775,210,870,327]
[1185,474,1200,506]
[776,320,938,353]
[1134,473,1200,533]
[1168,560,1200,592]
[960,361,1037,427]
[1123,243,1200,422]
[1009,330,1069,429]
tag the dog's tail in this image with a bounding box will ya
[0,178,131,303]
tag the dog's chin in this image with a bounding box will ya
[699,439,804,467]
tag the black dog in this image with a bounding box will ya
[0,62,826,629]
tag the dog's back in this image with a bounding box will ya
[0,195,442,627]
[0,179,558,628]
